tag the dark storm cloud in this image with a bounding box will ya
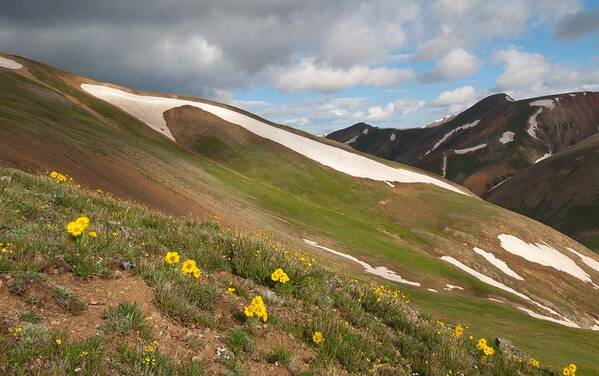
[0,0,424,98]
[555,7,599,39]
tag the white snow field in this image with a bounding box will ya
[527,108,543,140]
[424,119,481,156]
[534,153,552,164]
[498,234,594,284]
[498,131,515,144]
[303,239,421,286]
[81,84,467,195]
[567,248,599,273]
[444,284,464,291]
[440,256,579,328]
[527,98,558,140]
[473,247,524,280]
[529,99,557,110]
[516,307,579,328]
[0,56,23,70]
[454,143,486,154]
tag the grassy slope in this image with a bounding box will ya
[1,58,598,372]
[0,167,563,375]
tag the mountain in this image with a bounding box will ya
[326,92,599,250]
[2,53,599,372]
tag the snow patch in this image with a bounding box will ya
[303,239,421,286]
[81,84,468,196]
[424,119,481,156]
[444,284,464,291]
[454,144,487,155]
[0,56,23,70]
[390,133,396,141]
[517,307,580,328]
[566,248,599,273]
[530,99,557,110]
[486,177,511,193]
[498,234,593,284]
[488,298,505,303]
[427,288,438,293]
[527,108,543,140]
[440,256,565,319]
[344,135,359,144]
[498,131,515,144]
[534,153,552,164]
[527,99,558,140]
[505,94,515,102]
[362,128,369,135]
[384,181,395,188]
[473,247,524,280]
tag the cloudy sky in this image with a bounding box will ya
[2,0,598,134]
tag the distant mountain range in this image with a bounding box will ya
[327,92,599,251]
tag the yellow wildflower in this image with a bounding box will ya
[271,268,289,284]
[192,267,202,279]
[244,295,268,322]
[312,331,324,345]
[226,287,236,294]
[49,171,67,183]
[55,339,62,345]
[181,259,197,274]
[529,358,540,368]
[66,216,90,237]
[453,324,464,338]
[87,231,97,238]
[476,338,487,350]
[164,251,180,265]
[483,346,495,356]
[563,363,576,376]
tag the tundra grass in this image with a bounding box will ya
[0,167,574,375]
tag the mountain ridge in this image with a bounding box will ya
[327,90,599,249]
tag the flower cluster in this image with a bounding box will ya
[163,252,201,279]
[244,295,268,322]
[312,331,324,345]
[142,340,159,367]
[1,242,15,255]
[8,327,22,337]
[181,259,202,279]
[528,358,540,368]
[453,324,464,338]
[563,363,577,376]
[49,171,68,183]
[476,338,495,356]
[66,216,90,237]
[271,268,289,284]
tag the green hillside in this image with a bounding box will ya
[1,54,598,374]
[0,167,585,375]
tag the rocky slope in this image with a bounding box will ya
[327,92,599,249]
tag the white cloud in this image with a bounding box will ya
[368,103,395,120]
[416,0,581,58]
[494,49,550,92]
[433,86,478,113]
[368,99,426,120]
[284,117,310,126]
[270,58,415,92]
[493,48,586,98]
[420,48,480,83]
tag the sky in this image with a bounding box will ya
[1,0,598,135]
